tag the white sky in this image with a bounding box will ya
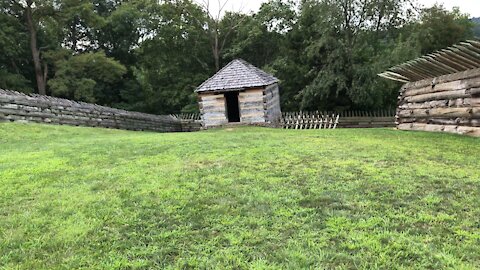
[196,0,480,18]
[418,0,480,17]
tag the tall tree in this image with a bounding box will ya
[222,0,296,67]
[0,3,33,92]
[24,0,47,94]
[194,0,249,71]
[57,0,104,52]
[48,51,126,102]
[293,0,419,111]
[416,5,474,54]
[133,0,211,113]
[3,0,60,95]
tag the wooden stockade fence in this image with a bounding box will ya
[187,110,394,129]
[280,110,396,129]
[0,89,204,132]
[337,109,396,128]
[338,109,396,118]
[281,112,340,129]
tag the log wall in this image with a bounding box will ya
[0,89,185,132]
[180,120,202,132]
[397,68,480,137]
[264,83,282,125]
[198,92,228,127]
[239,88,266,124]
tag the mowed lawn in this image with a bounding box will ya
[0,123,479,269]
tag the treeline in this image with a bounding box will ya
[0,0,476,114]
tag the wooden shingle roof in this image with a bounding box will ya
[379,39,480,83]
[196,59,279,93]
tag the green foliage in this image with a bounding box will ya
[0,11,34,92]
[56,0,106,52]
[1,123,480,269]
[274,0,475,111]
[0,0,477,113]
[131,0,212,114]
[0,70,33,93]
[416,5,474,54]
[48,51,126,102]
[291,0,406,110]
[222,1,295,69]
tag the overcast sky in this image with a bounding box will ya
[418,0,480,17]
[196,0,480,18]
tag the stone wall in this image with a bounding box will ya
[0,89,185,132]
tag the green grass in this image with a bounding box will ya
[1,123,479,269]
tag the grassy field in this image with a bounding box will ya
[0,123,479,269]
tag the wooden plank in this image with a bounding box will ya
[240,101,264,108]
[241,117,265,123]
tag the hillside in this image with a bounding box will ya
[1,123,479,269]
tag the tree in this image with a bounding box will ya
[91,0,148,110]
[48,51,126,102]
[1,0,477,115]
[416,5,474,54]
[57,0,105,52]
[292,0,419,111]
[3,0,60,95]
[132,0,211,113]
[24,0,47,94]
[222,0,296,67]
[2,0,108,95]
[0,6,33,92]
[194,0,249,71]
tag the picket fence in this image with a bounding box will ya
[281,112,340,129]
[170,113,201,120]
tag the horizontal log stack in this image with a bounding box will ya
[337,110,396,128]
[0,89,185,132]
[170,113,202,132]
[396,68,480,137]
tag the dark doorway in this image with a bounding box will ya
[225,92,240,123]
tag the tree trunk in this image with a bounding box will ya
[213,33,220,71]
[25,1,46,95]
[71,16,79,51]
